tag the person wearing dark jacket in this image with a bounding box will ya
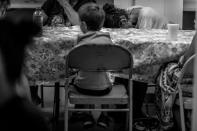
[0,18,50,131]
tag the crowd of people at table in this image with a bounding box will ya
[0,0,196,130]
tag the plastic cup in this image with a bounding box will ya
[167,24,179,41]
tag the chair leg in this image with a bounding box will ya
[52,82,60,131]
[125,112,129,131]
[179,88,186,131]
[65,101,69,131]
[129,110,132,131]
[40,84,44,108]
[65,84,69,131]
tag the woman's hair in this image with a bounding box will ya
[126,6,143,27]
[78,3,105,31]
[126,6,143,16]
[0,19,40,84]
[103,3,128,28]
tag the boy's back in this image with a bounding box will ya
[74,2,113,95]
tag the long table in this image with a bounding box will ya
[24,26,195,129]
[25,26,195,84]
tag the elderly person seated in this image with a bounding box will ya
[127,5,167,29]
[102,4,167,29]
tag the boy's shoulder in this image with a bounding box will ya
[77,31,111,44]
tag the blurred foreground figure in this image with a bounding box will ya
[0,19,50,131]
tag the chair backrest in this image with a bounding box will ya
[66,44,133,73]
[179,54,196,83]
[177,55,195,131]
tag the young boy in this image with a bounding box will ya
[71,2,113,129]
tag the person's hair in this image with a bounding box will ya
[73,0,96,12]
[127,6,142,16]
[103,3,129,28]
[0,19,40,85]
[0,0,10,5]
[78,3,105,31]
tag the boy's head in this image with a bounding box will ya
[73,0,96,12]
[78,3,105,33]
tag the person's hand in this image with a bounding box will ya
[51,15,64,26]
[178,55,185,68]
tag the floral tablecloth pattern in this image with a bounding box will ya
[25,26,195,84]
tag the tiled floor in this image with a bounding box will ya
[38,85,181,131]
[41,107,128,131]
[40,93,160,131]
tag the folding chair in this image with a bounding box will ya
[64,44,133,131]
[175,54,196,131]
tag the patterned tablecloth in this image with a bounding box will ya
[25,26,195,84]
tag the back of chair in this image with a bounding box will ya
[178,54,195,131]
[65,44,134,131]
[66,44,133,74]
[179,54,196,83]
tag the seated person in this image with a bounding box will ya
[41,0,80,26]
[0,18,49,131]
[70,2,112,129]
[70,2,148,129]
[127,6,167,29]
[41,0,70,26]
[155,32,197,130]
[41,0,96,26]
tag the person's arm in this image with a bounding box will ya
[56,0,80,25]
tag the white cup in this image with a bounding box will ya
[167,24,179,41]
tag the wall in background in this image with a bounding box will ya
[114,0,133,9]
[183,11,195,30]
[96,0,113,6]
[184,0,196,11]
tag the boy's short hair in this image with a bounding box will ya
[78,3,105,31]
[73,0,96,11]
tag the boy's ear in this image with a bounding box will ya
[80,21,88,33]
